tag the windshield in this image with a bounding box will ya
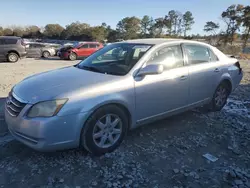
[77,43,152,75]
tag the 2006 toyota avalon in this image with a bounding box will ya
[5,39,243,155]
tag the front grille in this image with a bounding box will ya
[5,93,26,117]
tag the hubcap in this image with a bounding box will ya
[9,54,17,62]
[215,86,227,107]
[70,54,76,60]
[92,114,122,148]
[44,52,49,57]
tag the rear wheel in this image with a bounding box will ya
[69,52,77,61]
[81,105,128,156]
[210,82,230,111]
[7,52,19,63]
[42,51,50,58]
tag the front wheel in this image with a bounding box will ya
[81,105,128,156]
[42,51,50,58]
[69,52,77,61]
[7,53,19,63]
[210,82,230,111]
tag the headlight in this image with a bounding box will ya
[27,99,68,118]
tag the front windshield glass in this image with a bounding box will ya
[77,43,152,75]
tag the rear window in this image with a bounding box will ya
[4,38,18,44]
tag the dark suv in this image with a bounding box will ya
[0,36,27,63]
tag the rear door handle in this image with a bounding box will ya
[180,75,188,80]
[214,68,220,72]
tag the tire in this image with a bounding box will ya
[42,51,50,58]
[210,82,230,111]
[81,105,129,156]
[7,52,19,63]
[69,52,77,61]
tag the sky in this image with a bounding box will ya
[0,0,249,35]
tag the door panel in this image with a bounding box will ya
[78,44,89,57]
[183,44,222,104]
[27,48,41,58]
[135,44,190,121]
[188,62,222,104]
[135,66,189,121]
[0,45,4,60]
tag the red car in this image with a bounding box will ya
[60,42,103,60]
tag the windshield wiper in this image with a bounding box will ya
[80,65,104,73]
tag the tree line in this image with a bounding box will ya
[0,4,249,48]
[204,4,250,48]
[0,10,195,42]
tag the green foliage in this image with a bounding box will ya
[182,11,194,36]
[0,27,3,36]
[12,27,24,37]
[221,4,244,44]
[63,22,90,40]
[3,28,13,36]
[44,24,64,39]
[204,21,219,34]
[116,16,141,40]
[90,26,108,42]
[242,6,250,48]
[140,15,154,37]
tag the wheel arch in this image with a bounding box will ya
[7,50,20,57]
[78,101,133,149]
[42,50,51,56]
[87,101,132,129]
[219,77,233,93]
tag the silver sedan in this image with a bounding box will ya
[5,39,243,155]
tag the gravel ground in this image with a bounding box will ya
[0,58,250,188]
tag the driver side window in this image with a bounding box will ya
[147,45,184,69]
[80,44,89,49]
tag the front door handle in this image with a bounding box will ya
[180,75,188,80]
[214,68,220,72]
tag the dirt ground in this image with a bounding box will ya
[0,58,250,188]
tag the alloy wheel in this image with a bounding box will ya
[9,54,18,62]
[92,114,122,148]
[214,86,227,107]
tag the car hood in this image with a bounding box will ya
[13,66,119,104]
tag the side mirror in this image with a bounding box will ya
[137,64,164,77]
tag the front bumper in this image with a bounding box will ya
[59,52,70,59]
[19,52,27,58]
[4,102,89,151]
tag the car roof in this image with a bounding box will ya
[0,36,21,39]
[82,42,100,44]
[120,38,212,47]
[123,38,182,45]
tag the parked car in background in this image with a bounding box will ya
[5,39,242,155]
[57,44,74,57]
[60,42,103,60]
[0,36,27,63]
[26,43,56,58]
[48,44,62,56]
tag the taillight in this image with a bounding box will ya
[21,39,25,46]
[235,61,242,74]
